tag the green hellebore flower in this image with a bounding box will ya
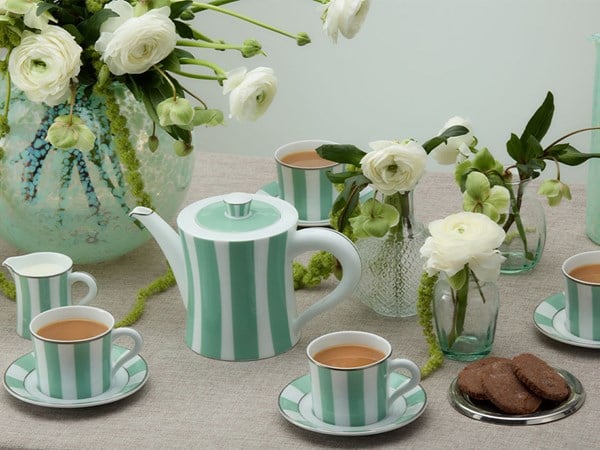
[157,97,194,128]
[538,179,572,206]
[462,171,509,222]
[191,108,224,127]
[46,115,95,151]
[241,39,263,58]
[349,198,399,238]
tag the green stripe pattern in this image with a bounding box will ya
[182,230,294,360]
[565,279,600,340]
[32,334,111,400]
[14,272,70,339]
[276,164,341,222]
[310,362,388,426]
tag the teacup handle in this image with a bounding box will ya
[388,358,421,405]
[111,327,144,378]
[68,271,98,305]
[289,228,361,333]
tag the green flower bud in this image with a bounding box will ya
[97,64,111,88]
[0,115,10,138]
[296,32,311,46]
[173,140,193,156]
[241,39,263,58]
[148,135,159,152]
[179,10,194,20]
[46,115,95,151]
[157,97,194,127]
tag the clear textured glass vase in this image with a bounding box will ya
[498,178,546,274]
[587,33,600,243]
[433,272,499,361]
[0,82,193,263]
[355,191,428,317]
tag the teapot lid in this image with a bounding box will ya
[178,192,298,241]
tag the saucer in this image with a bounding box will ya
[277,372,427,436]
[256,181,373,227]
[533,293,600,349]
[3,345,149,408]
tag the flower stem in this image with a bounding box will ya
[153,64,178,100]
[448,268,470,348]
[385,191,413,238]
[177,38,242,52]
[178,57,227,80]
[543,126,600,151]
[190,2,302,42]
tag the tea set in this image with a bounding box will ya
[1,141,596,435]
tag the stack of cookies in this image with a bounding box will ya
[457,353,571,414]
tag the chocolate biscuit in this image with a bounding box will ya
[480,360,542,414]
[457,357,508,400]
[512,353,570,402]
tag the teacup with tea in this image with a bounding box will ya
[562,250,600,340]
[306,330,421,426]
[274,139,342,223]
[3,252,98,339]
[29,305,143,400]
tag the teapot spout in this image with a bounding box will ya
[129,207,188,305]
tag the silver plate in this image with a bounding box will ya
[448,368,585,425]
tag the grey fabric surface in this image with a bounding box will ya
[0,152,598,449]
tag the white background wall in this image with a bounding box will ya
[190,0,600,183]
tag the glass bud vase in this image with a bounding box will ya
[0,82,193,264]
[498,178,546,274]
[433,273,499,362]
[354,190,428,317]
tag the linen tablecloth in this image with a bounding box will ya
[0,152,598,449]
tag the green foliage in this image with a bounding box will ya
[416,272,443,378]
[422,125,469,154]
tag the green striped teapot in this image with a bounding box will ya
[130,193,361,361]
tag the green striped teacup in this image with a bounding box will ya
[3,252,98,339]
[29,305,143,400]
[307,331,421,427]
[274,140,342,223]
[562,251,600,340]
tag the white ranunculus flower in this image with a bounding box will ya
[430,116,475,165]
[420,211,506,279]
[323,0,370,43]
[360,139,427,195]
[8,26,82,106]
[94,3,177,75]
[223,67,278,121]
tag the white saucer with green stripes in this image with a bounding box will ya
[3,345,149,408]
[278,373,427,436]
[534,292,600,349]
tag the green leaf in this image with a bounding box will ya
[316,144,366,166]
[173,48,195,61]
[63,24,83,43]
[521,91,554,144]
[524,134,544,161]
[79,8,119,44]
[325,170,358,184]
[159,51,181,72]
[170,0,193,18]
[448,266,468,291]
[422,125,469,153]
[174,20,194,39]
[506,133,525,163]
[548,144,600,166]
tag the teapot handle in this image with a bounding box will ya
[289,228,361,334]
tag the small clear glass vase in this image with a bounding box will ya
[433,272,499,362]
[498,178,546,274]
[355,190,428,317]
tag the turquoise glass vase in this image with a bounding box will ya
[587,33,600,244]
[0,82,193,263]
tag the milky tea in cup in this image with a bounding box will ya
[307,331,421,426]
[562,250,600,340]
[29,305,143,400]
[274,140,342,223]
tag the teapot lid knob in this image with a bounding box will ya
[223,192,253,219]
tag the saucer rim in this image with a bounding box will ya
[3,344,149,408]
[533,292,600,349]
[277,372,427,436]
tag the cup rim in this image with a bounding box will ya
[562,250,600,286]
[306,330,392,372]
[29,305,113,344]
[274,139,339,170]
